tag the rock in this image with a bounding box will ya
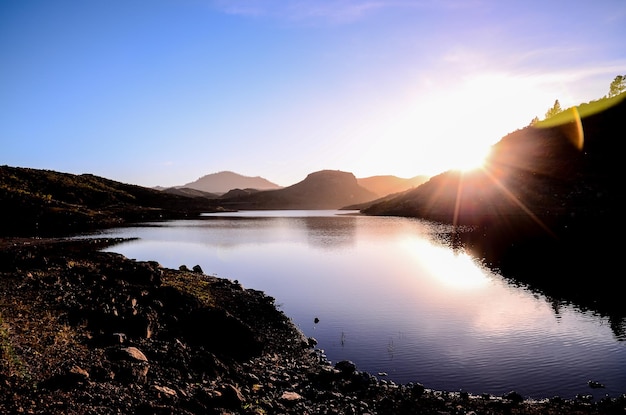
[179,307,263,360]
[117,347,149,362]
[192,264,203,273]
[39,365,90,391]
[588,380,606,389]
[112,332,127,344]
[152,384,178,399]
[335,360,357,376]
[68,365,90,381]
[109,346,150,384]
[280,391,302,404]
[410,382,425,397]
[503,390,524,404]
[219,383,246,408]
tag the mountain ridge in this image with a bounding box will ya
[217,170,378,210]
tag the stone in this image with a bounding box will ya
[152,384,178,399]
[108,346,150,384]
[335,360,357,376]
[503,391,524,404]
[68,365,90,381]
[280,391,302,402]
[119,346,149,362]
[219,384,246,408]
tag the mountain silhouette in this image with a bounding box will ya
[183,171,282,194]
[218,170,378,210]
[363,94,624,229]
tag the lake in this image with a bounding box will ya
[85,210,626,400]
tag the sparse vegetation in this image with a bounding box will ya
[162,270,216,307]
[608,74,625,97]
[544,99,562,119]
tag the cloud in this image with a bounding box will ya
[209,0,425,24]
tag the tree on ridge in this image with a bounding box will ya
[544,99,562,119]
[608,75,625,98]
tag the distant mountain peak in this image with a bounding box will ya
[183,171,281,194]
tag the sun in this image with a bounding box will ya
[446,140,493,173]
[385,72,552,176]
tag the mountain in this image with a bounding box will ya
[357,175,429,198]
[183,171,282,194]
[218,170,378,210]
[0,166,217,236]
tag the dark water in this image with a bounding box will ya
[88,210,626,400]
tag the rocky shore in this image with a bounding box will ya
[1,237,625,414]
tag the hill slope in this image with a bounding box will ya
[363,93,623,228]
[0,166,215,236]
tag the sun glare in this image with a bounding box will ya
[448,143,492,172]
[383,73,553,176]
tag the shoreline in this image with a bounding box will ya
[2,236,625,414]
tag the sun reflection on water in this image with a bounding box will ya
[402,237,491,290]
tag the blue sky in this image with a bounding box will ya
[2,0,625,187]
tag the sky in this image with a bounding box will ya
[1,1,625,188]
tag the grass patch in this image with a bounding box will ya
[162,271,215,307]
[0,312,32,384]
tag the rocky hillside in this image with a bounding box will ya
[183,171,282,194]
[218,170,378,210]
[0,166,217,237]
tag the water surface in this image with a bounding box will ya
[88,210,626,399]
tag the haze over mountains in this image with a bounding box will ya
[182,171,282,194]
[167,170,427,200]
[356,175,429,198]
[216,170,378,210]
